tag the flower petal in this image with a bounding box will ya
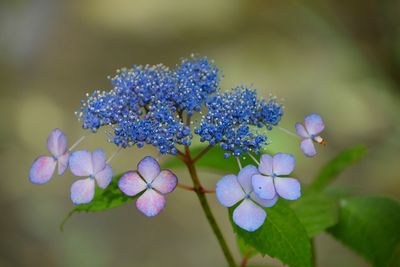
[136,189,166,217]
[57,152,69,175]
[47,128,67,158]
[252,193,278,208]
[29,156,56,184]
[118,171,146,196]
[304,113,325,136]
[300,138,316,157]
[273,153,295,176]
[216,174,245,207]
[258,154,273,176]
[70,178,95,205]
[237,165,258,193]
[152,170,178,194]
[274,177,301,200]
[295,123,309,138]
[251,174,276,200]
[92,149,106,174]
[233,199,266,232]
[137,156,160,183]
[95,164,113,189]
[69,150,93,176]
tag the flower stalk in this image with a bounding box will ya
[179,147,236,267]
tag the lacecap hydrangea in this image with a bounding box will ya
[77,55,283,157]
[29,55,328,267]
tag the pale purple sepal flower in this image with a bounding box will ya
[216,165,277,232]
[29,129,70,184]
[69,149,113,205]
[295,113,325,157]
[118,156,178,217]
[252,153,301,201]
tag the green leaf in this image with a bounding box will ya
[162,145,254,173]
[328,197,400,267]
[230,200,312,267]
[237,236,258,260]
[291,192,338,237]
[60,174,136,230]
[310,144,367,190]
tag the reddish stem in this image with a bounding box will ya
[240,256,248,267]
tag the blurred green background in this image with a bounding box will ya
[1,1,399,266]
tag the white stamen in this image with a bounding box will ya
[69,135,86,151]
[106,147,122,164]
[277,126,300,139]
[236,157,242,170]
[248,153,260,165]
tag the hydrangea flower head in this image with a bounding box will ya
[295,113,325,157]
[196,87,283,157]
[216,165,277,232]
[78,62,197,154]
[69,149,113,204]
[173,55,220,115]
[29,129,70,184]
[78,56,282,157]
[118,156,178,217]
[112,101,191,154]
[252,153,301,201]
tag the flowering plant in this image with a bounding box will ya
[29,55,400,267]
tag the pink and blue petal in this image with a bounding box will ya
[216,174,245,207]
[152,170,178,194]
[92,149,106,174]
[233,199,266,232]
[295,123,309,138]
[258,154,273,176]
[137,156,160,183]
[118,171,147,196]
[47,128,67,158]
[136,189,166,217]
[95,164,113,189]
[237,165,258,193]
[300,138,316,157]
[252,193,278,208]
[274,177,301,200]
[70,178,95,205]
[273,153,295,176]
[69,150,93,176]
[251,174,276,200]
[304,113,325,136]
[57,152,69,175]
[29,156,57,184]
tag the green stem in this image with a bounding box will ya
[183,147,236,267]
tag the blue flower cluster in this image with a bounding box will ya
[195,87,283,157]
[174,56,219,115]
[78,55,283,156]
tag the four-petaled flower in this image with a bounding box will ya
[29,129,70,184]
[216,165,277,232]
[295,113,325,157]
[252,153,301,201]
[69,149,113,204]
[118,156,178,217]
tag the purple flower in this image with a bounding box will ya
[69,149,113,204]
[252,153,301,201]
[295,113,326,157]
[29,129,70,184]
[216,165,277,232]
[118,156,178,217]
